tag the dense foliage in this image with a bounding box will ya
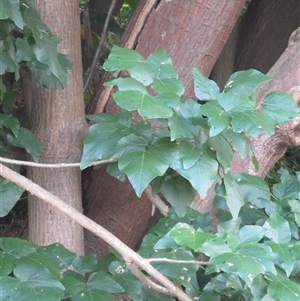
[0,2,299,301]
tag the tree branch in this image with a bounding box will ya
[0,163,191,299]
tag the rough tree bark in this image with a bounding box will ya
[83,0,246,257]
[27,0,87,254]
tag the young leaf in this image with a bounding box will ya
[262,91,299,125]
[192,67,220,100]
[224,69,272,96]
[160,176,195,217]
[0,178,24,218]
[211,252,265,286]
[103,46,154,85]
[118,150,169,197]
[232,111,274,137]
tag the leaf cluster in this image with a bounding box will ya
[80,46,299,218]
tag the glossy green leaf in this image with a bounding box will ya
[232,111,274,137]
[80,123,129,169]
[103,46,154,85]
[211,252,265,286]
[0,251,15,276]
[250,275,268,301]
[72,288,115,301]
[224,69,272,96]
[0,52,17,74]
[175,148,220,198]
[86,111,132,126]
[168,110,195,140]
[192,67,220,100]
[113,90,173,119]
[170,223,214,251]
[199,291,221,301]
[0,178,25,217]
[7,127,42,162]
[262,91,299,125]
[15,37,35,62]
[179,141,201,170]
[223,173,244,220]
[201,102,231,136]
[156,92,182,109]
[87,272,124,293]
[105,77,147,93]
[160,177,195,217]
[265,241,294,276]
[119,149,169,197]
[146,49,178,79]
[60,276,84,296]
[0,114,20,136]
[263,212,291,244]
[72,254,97,273]
[112,271,142,301]
[217,92,255,113]
[268,278,300,301]
[106,162,126,181]
[234,173,270,208]
[239,225,266,243]
[208,135,233,173]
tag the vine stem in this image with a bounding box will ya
[0,163,192,299]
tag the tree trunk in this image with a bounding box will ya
[234,0,300,73]
[27,0,87,254]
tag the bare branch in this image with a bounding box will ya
[0,163,193,301]
[147,258,210,266]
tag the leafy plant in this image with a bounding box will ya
[80,45,299,219]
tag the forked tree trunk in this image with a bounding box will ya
[27,0,87,254]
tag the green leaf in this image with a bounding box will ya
[16,37,36,62]
[192,67,220,100]
[118,149,169,197]
[223,173,244,220]
[232,111,274,137]
[147,49,178,79]
[7,127,42,162]
[265,241,294,276]
[156,92,182,109]
[268,278,300,301]
[235,173,270,208]
[103,46,154,85]
[199,291,221,301]
[200,238,232,257]
[0,251,15,276]
[262,91,299,125]
[87,272,124,293]
[217,92,255,113]
[0,178,25,217]
[72,254,97,273]
[239,225,266,243]
[112,271,142,301]
[168,110,195,140]
[236,243,276,275]
[263,212,291,244]
[272,169,300,200]
[200,102,231,136]
[224,69,272,96]
[175,148,220,198]
[211,252,265,286]
[207,135,233,173]
[0,52,17,74]
[179,141,201,170]
[105,77,147,93]
[80,123,129,169]
[113,90,173,119]
[0,237,37,257]
[160,176,195,217]
[170,223,214,251]
[60,276,85,296]
[72,288,115,301]
[0,0,23,28]
[251,275,268,301]
[152,78,184,96]
[0,114,20,136]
